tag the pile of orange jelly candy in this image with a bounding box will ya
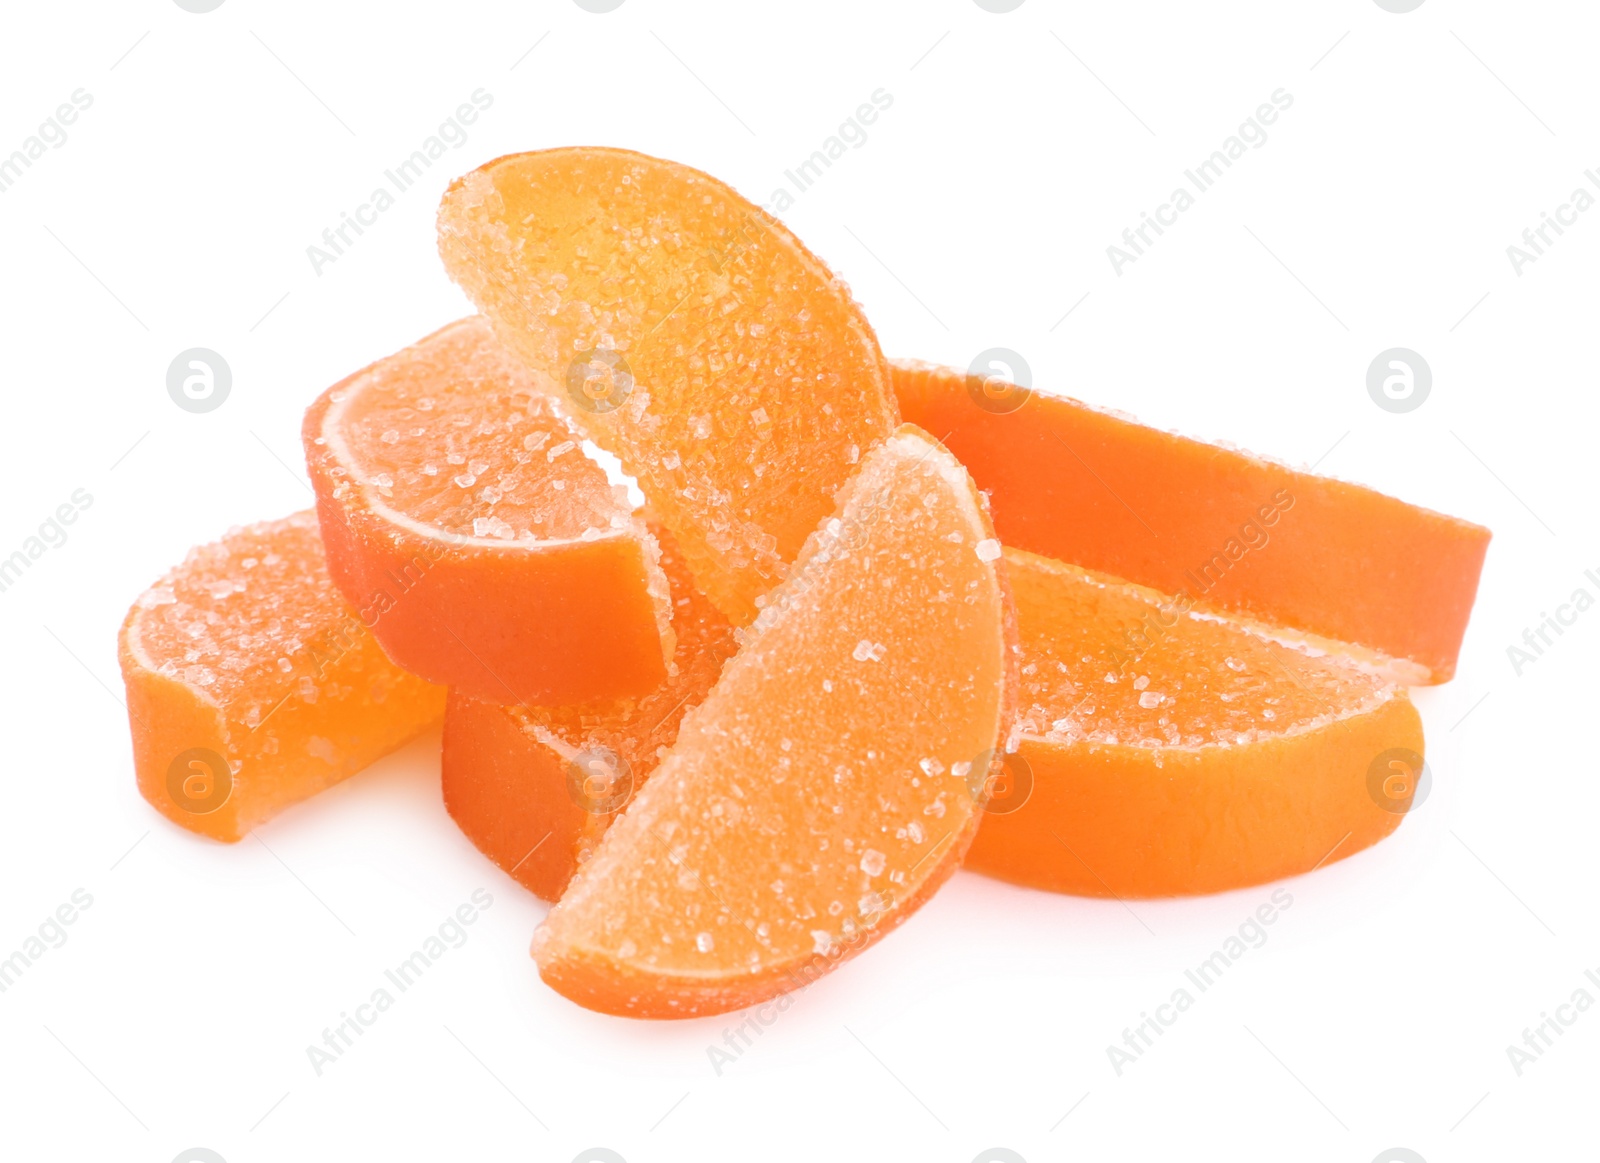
[119,149,1489,1018]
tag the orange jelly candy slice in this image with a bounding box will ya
[436,147,898,625]
[893,360,1490,683]
[442,526,738,901]
[118,512,445,842]
[966,549,1425,898]
[303,316,672,704]
[533,427,1016,1018]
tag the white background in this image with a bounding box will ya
[0,2,1594,1161]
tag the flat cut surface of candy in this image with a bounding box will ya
[533,427,1016,1018]
[304,317,672,704]
[118,512,445,842]
[437,147,898,624]
[966,549,1425,897]
[893,359,1490,683]
[442,525,738,901]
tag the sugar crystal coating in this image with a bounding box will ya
[1008,552,1396,750]
[437,148,898,625]
[118,511,445,841]
[533,426,1016,1018]
[442,524,739,901]
[965,549,1424,897]
[892,358,1492,683]
[304,317,674,704]
[327,317,624,542]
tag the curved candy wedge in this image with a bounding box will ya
[967,549,1426,897]
[437,148,898,624]
[118,512,445,842]
[893,359,1490,683]
[533,428,1016,1018]
[303,317,673,705]
[443,526,738,901]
